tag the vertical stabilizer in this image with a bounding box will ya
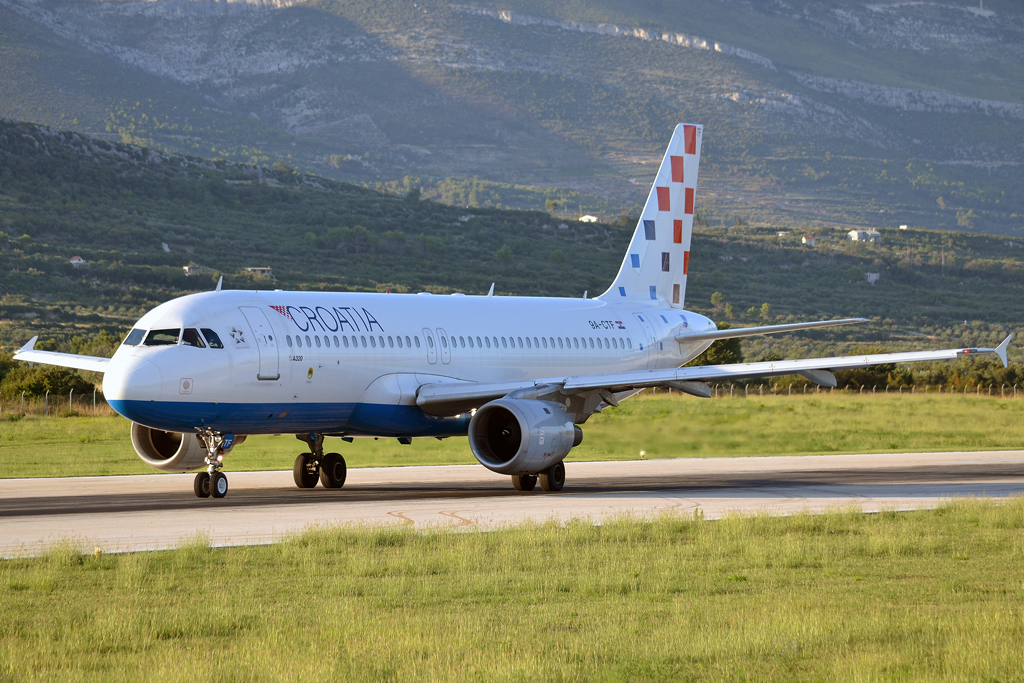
[599,123,702,307]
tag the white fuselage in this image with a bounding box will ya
[102,290,715,436]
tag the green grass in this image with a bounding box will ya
[2,393,1022,478]
[3,499,1024,680]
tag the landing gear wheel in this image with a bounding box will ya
[293,453,319,489]
[512,474,537,491]
[539,462,565,492]
[319,453,347,489]
[210,471,229,498]
[193,471,211,498]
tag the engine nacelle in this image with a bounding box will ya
[130,423,207,472]
[468,399,581,475]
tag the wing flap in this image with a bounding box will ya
[12,337,111,373]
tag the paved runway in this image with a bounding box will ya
[2,451,1023,555]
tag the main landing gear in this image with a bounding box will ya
[511,461,565,492]
[293,432,347,490]
[194,432,233,499]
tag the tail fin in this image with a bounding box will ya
[599,123,703,307]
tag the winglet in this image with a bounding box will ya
[487,283,494,297]
[17,336,38,354]
[996,334,1012,368]
[215,276,223,292]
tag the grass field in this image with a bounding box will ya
[2,499,1023,680]
[2,392,1023,478]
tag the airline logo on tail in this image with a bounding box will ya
[602,123,702,308]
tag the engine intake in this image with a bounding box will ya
[468,399,581,475]
[130,423,207,472]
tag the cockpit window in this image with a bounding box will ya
[200,328,224,349]
[144,329,180,346]
[122,329,145,346]
[181,328,206,348]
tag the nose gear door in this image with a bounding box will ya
[436,328,451,364]
[632,312,658,370]
[422,328,437,364]
[240,306,280,380]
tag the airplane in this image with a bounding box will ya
[13,123,1011,499]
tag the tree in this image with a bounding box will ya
[710,291,724,310]
[724,303,735,319]
[760,303,772,320]
[545,200,559,214]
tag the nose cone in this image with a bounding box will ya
[104,358,163,402]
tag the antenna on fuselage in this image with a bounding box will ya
[487,283,494,297]
[215,276,223,292]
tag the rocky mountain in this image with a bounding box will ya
[1,0,1022,233]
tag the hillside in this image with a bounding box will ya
[0,0,1022,234]
[1,119,1021,364]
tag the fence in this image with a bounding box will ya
[0,389,115,417]
[654,383,1024,399]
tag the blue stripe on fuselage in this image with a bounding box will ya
[108,399,470,437]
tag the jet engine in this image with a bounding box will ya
[468,398,582,475]
[130,423,207,472]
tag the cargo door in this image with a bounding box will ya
[240,306,280,380]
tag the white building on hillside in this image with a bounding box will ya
[848,229,881,243]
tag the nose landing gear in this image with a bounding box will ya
[194,432,233,499]
[293,432,347,490]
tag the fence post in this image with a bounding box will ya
[21,391,25,415]
[788,385,792,396]
[1002,383,1007,398]
[803,385,806,394]
[93,387,97,409]
[69,388,74,412]
[45,390,49,416]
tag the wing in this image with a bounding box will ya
[416,336,1012,417]
[12,336,111,373]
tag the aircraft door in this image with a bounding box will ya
[239,306,280,380]
[422,328,437,364]
[632,312,658,370]
[436,328,451,364]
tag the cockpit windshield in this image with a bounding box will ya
[181,328,206,348]
[122,329,146,346]
[144,329,180,346]
[201,328,224,349]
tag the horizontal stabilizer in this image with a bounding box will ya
[13,336,111,373]
[676,318,868,343]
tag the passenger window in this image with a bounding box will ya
[378,336,384,348]
[492,337,498,348]
[542,337,548,349]
[296,336,303,348]
[397,336,403,348]
[550,337,555,348]
[325,336,331,349]
[286,335,293,348]
[405,336,412,348]
[123,329,145,346]
[182,328,206,348]
[612,338,617,349]
[370,336,377,348]
[459,336,465,348]
[558,338,564,349]
[573,338,579,349]
[628,338,633,349]
[427,336,434,348]
[440,336,448,349]
[305,335,312,347]
[388,336,394,348]
[414,336,421,348]
[351,336,358,348]
[343,336,350,348]
[525,337,532,349]
[144,329,180,346]
[589,338,595,349]
[565,337,571,348]
[485,337,491,349]
[476,336,482,348]
[315,336,322,348]
[333,335,339,347]
[361,336,367,348]
[516,336,522,348]
[534,337,539,348]
[468,336,474,349]
[501,337,507,348]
